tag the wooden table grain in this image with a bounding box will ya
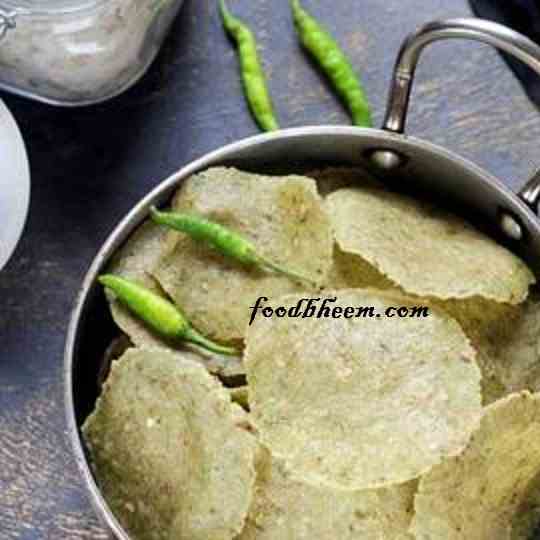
[1,0,540,537]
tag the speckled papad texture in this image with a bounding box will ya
[152,167,333,344]
[83,347,257,540]
[245,289,482,491]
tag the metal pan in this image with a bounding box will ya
[64,18,540,539]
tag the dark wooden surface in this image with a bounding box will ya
[1,0,540,537]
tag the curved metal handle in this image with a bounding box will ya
[383,18,540,133]
[378,18,540,216]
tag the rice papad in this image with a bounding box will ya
[82,347,257,540]
[245,289,482,491]
[106,218,244,377]
[325,187,534,304]
[411,392,540,540]
[238,447,416,540]
[152,167,333,344]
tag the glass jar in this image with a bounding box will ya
[0,0,183,105]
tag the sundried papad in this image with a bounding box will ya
[238,447,416,540]
[480,293,540,396]
[326,187,534,303]
[107,219,168,348]
[83,347,257,540]
[152,167,333,343]
[325,245,394,291]
[305,166,384,197]
[105,218,244,377]
[411,391,540,540]
[245,289,482,490]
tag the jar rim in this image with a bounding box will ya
[1,0,107,15]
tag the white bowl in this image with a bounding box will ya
[0,99,30,270]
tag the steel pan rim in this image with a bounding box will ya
[63,124,540,539]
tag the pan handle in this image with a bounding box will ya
[373,18,540,215]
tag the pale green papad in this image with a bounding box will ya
[326,187,534,303]
[83,347,257,540]
[245,289,482,490]
[324,244,395,291]
[305,166,384,197]
[152,167,333,343]
[411,392,540,540]
[106,218,244,377]
[238,447,416,540]
[479,292,540,396]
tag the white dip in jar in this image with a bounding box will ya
[0,0,183,105]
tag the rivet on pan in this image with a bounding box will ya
[369,149,403,171]
[499,212,523,241]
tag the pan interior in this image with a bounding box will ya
[72,127,540,427]
[66,127,540,538]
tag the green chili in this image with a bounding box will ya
[219,0,279,132]
[99,274,239,356]
[290,0,372,127]
[150,207,316,286]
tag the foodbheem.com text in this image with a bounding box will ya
[249,296,430,325]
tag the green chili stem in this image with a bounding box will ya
[184,327,239,356]
[219,0,279,132]
[290,0,372,127]
[150,207,316,286]
[99,274,239,356]
[257,257,318,288]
